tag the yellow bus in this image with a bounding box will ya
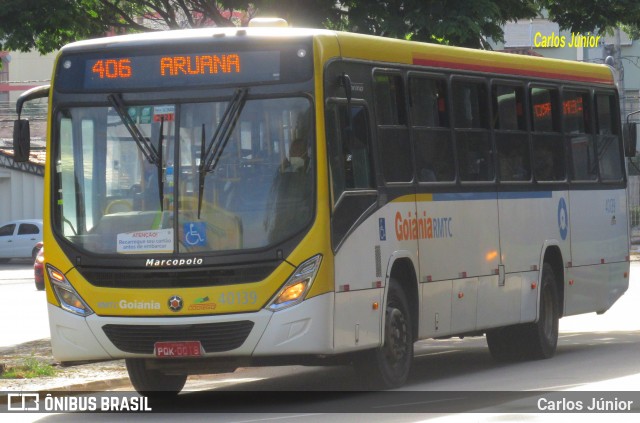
[14,21,636,393]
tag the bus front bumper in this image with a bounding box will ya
[48,292,335,363]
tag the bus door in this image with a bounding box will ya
[566,91,628,314]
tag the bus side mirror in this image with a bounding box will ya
[12,84,50,163]
[623,122,637,158]
[13,119,31,163]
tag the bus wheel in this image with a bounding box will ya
[526,262,559,359]
[125,358,187,397]
[355,281,413,389]
[486,263,558,361]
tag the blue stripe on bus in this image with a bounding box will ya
[431,191,553,201]
[497,191,553,200]
[432,192,496,201]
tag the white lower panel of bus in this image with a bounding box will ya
[48,293,335,362]
[565,261,629,316]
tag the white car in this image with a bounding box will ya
[0,219,43,262]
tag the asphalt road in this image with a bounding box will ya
[0,259,49,347]
[2,260,640,422]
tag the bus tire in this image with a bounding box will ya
[525,262,559,359]
[125,358,187,397]
[355,281,413,389]
[486,262,558,361]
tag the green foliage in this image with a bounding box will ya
[0,357,57,379]
[540,0,640,35]
[1,0,639,55]
[338,0,538,48]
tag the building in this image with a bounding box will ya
[0,50,55,223]
[0,150,44,223]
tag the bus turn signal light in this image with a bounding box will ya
[268,255,322,311]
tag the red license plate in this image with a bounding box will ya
[154,341,202,357]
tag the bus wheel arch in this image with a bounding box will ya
[542,245,564,318]
[387,257,419,342]
[353,257,418,389]
[487,251,562,362]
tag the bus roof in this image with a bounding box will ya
[61,26,615,86]
[333,31,615,85]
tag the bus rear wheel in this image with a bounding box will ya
[486,262,559,361]
[355,281,413,389]
[125,358,187,397]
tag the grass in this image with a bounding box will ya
[0,357,57,379]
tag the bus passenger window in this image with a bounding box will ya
[530,87,565,182]
[492,85,525,131]
[531,88,559,132]
[596,93,623,181]
[409,76,454,182]
[327,103,375,203]
[374,74,406,126]
[452,80,488,129]
[565,91,597,181]
[374,72,412,182]
[410,77,448,127]
[456,132,494,181]
[493,84,530,181]
[453,79,493,181]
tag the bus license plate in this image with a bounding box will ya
[154,341,202,357]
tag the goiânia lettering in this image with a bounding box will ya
[395,211,453,241]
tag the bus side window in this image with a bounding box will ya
[452,79,493,182]
[409,76,454,182]
[530,87,565,181]
[374,74,407,126]
[564,90,597,181]
[327,103,375,204]
[373,72,412,182]
[595,92,623,181]
[493,84,530,181]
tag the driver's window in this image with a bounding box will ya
[327,103,375,205]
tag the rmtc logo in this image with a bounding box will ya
[395,211,453,241]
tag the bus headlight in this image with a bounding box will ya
[268,255,322,311]
[46,265,94,317]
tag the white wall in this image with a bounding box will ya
[0,168,43,223]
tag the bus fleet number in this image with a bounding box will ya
[605,198,616,214]
[218,291,258,306]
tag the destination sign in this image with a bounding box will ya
[55,50,283,91]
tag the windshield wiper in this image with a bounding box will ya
[108,94,166,210]
[157,117,165,211]
[197,88,248,218]
[107,94,160,165]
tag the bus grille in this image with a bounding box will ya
[78,263,277,289]
[102,321,255,354]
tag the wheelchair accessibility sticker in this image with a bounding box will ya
[557,198,568,241]
[183,222,207,247]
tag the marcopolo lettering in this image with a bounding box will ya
[145,257,204,267]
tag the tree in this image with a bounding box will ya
[0,0,105,54]
[335,0,538,48]
[1,0,639,55]
[540,0,640,36]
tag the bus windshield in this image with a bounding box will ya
[53,96,314,255]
